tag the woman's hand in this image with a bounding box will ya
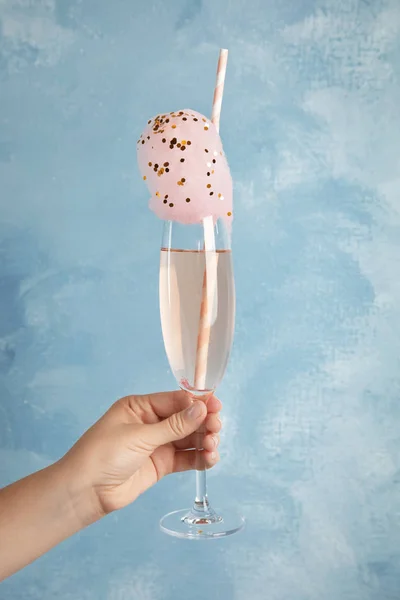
[0,390,222,581]
[62,391,222,520]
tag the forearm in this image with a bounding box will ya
[0,459,100,581]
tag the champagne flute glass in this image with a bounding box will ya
[159,215,245,539]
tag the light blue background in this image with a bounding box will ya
[1,0,400,598]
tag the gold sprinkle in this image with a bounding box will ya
[172,124,176,129]
[177,181,183,186]
[227,211,232,216]
[143,175,147,180]
[156,192,160,197]
[204,126,209,131]
[148,162,152,167]
[207,184,211,188]
[181,140,187,145]
[212,170,215,174]
[218,193,222,198]
[202,118,206,122]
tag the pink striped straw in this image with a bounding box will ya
[194,49,229,392]
[211,48,229,135]
[193,253,213,391]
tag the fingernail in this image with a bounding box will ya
[186,401,204,420]
[212,435,218,448]
[211,452,216,460]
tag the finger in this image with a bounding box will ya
[141,401,207,448]
[203,433,220,453]
[140,390,192,419]
[172,414,221,450]
[205,413,222,434]
[174,431,220,451]
[173,449,220,473]
[207,395,222,413]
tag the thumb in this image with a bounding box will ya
[143,401,207,448]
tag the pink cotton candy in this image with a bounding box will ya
[137,109,233,225]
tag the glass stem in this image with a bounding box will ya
[195,471,209,509]
[194,425,210,512]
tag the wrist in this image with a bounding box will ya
[55,454,105,530]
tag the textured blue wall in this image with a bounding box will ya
[1,0,400,598]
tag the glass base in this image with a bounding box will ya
[160,507,245,540]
